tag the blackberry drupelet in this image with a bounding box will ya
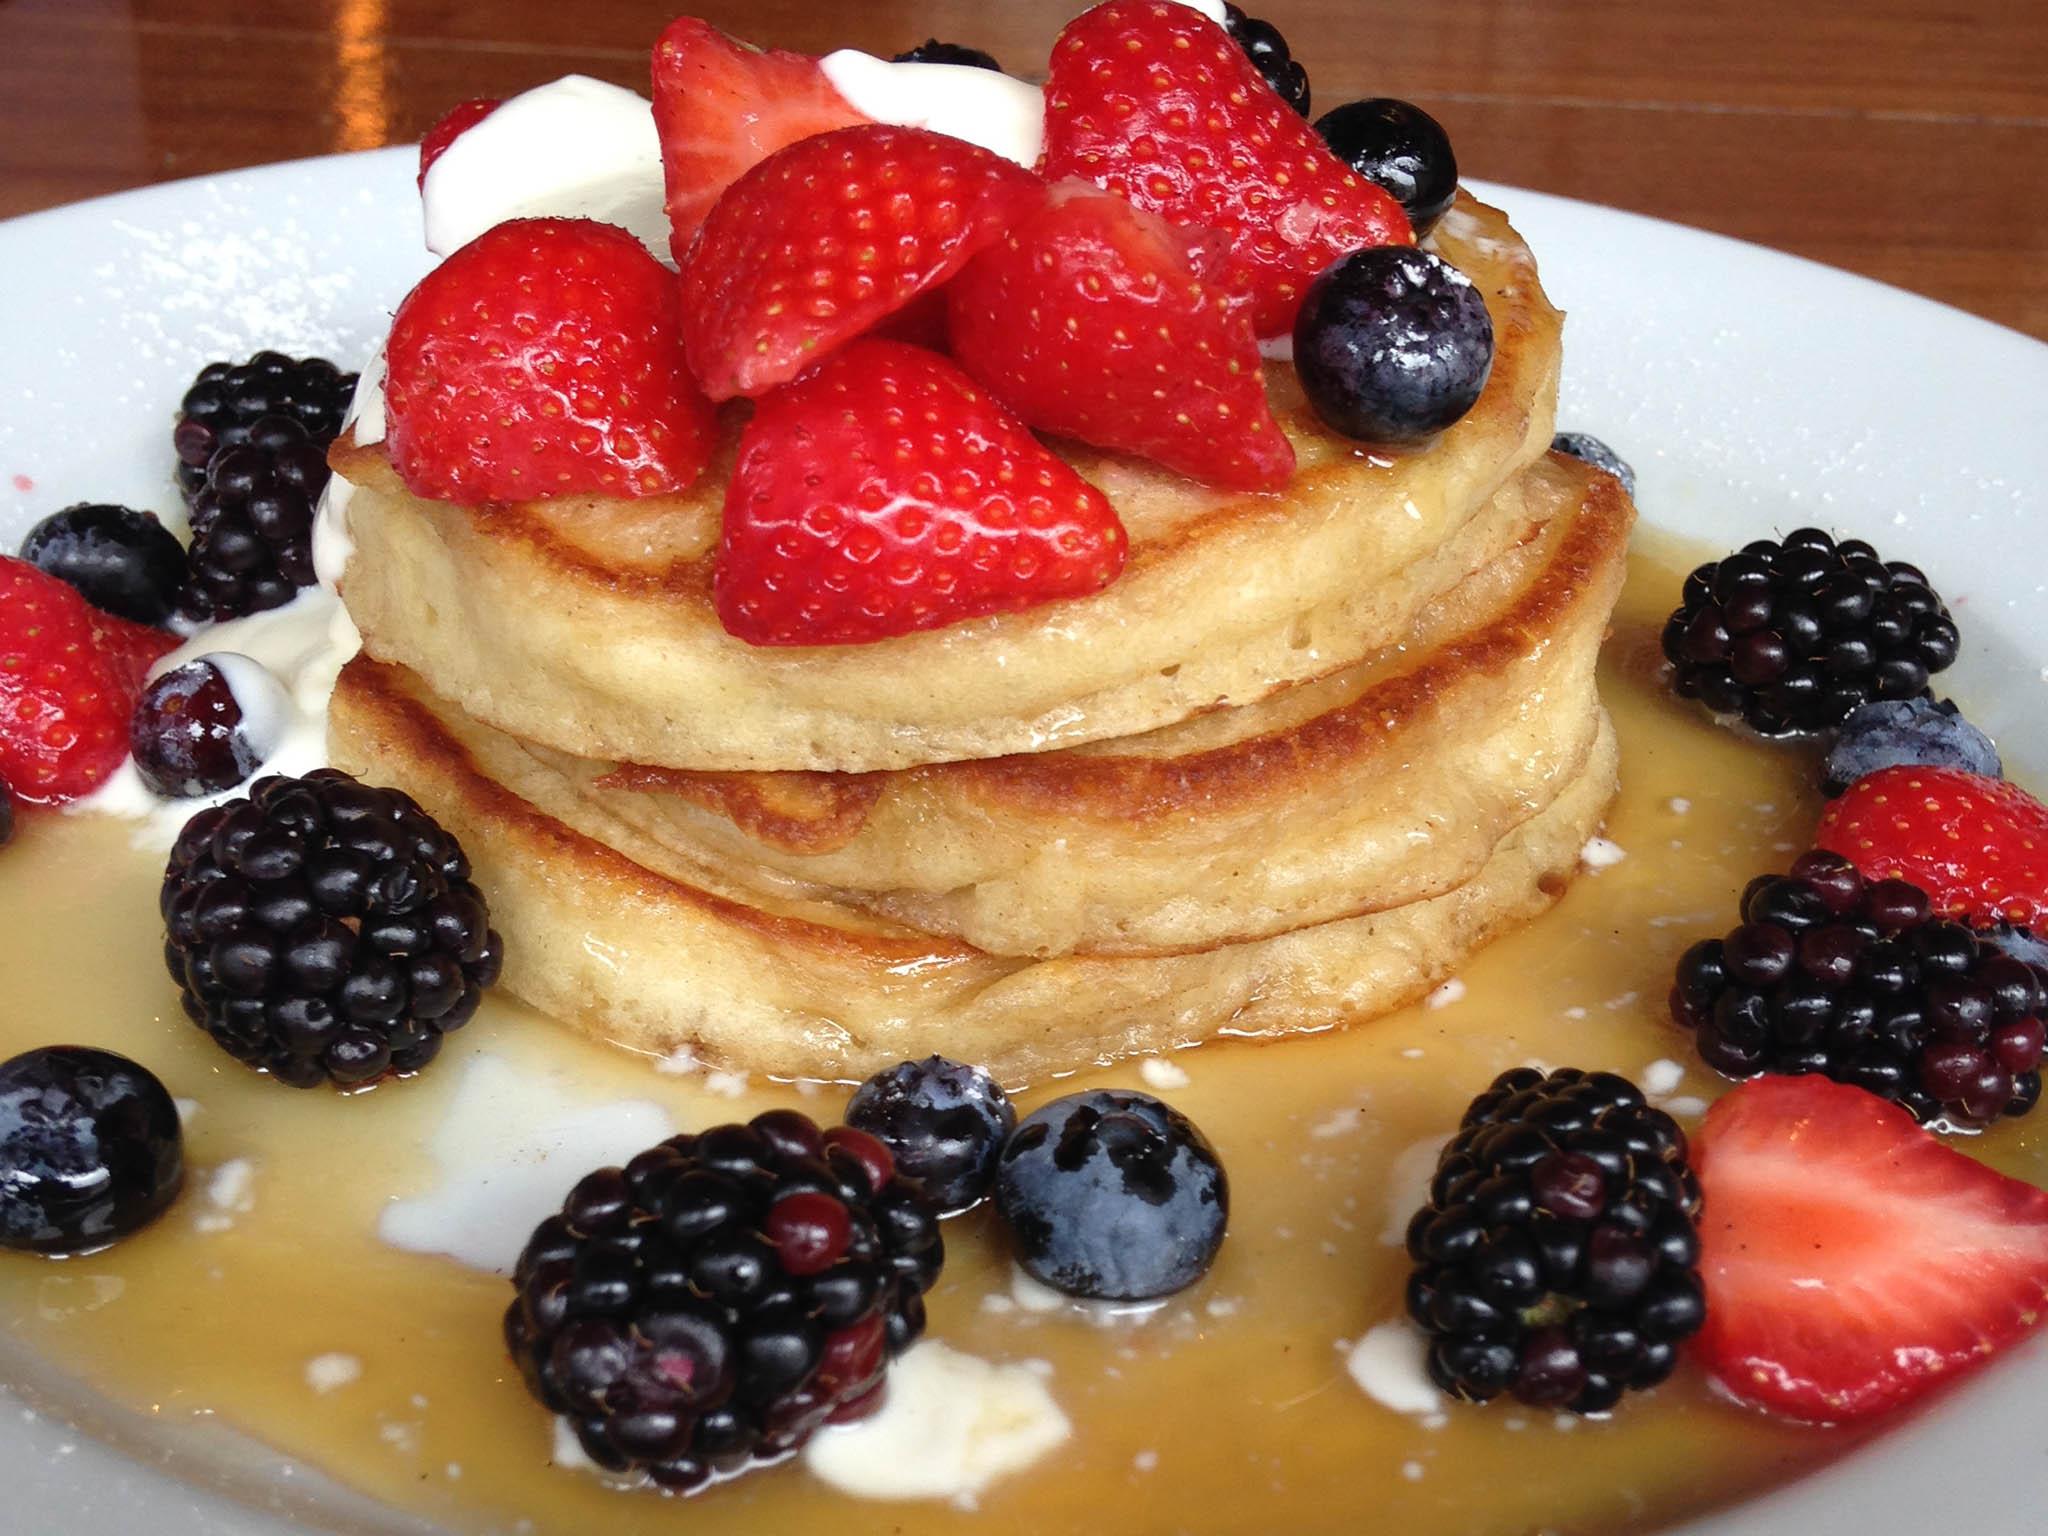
[891,39,1002,70]
[1672,850,2047,1127]
[160,769,502,1088]
[1406,1067,1705,1415]
[173,351,357,506]
[1660,529,1958,737]
[1223,4,1310,115]
[179,413,332,622]
[504,1114,942,1493]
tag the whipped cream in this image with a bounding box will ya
[421,76,670,261]
[313,349,382,587]
[818,51,1046,168]
[1170,0,1232,21]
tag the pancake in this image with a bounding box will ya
[532,454,1631,957]
[328,656,1618,1083]
[331,193,1561,773]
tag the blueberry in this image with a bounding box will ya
[994,1090,1227,1300]
[0,1047,184,1255]
[891,39,1002,71]
[0,777,13,848]
[1550,432,1638,498]
[1313,98,1458,235]
[18,504,185,627]
[1223,5,1310,116]
[1821,697,2001,797]
[130,657,282,799]
[845,1056,1014,1214]
[1293,247,1494,445]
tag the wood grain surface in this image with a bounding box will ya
[1,0,2042,338]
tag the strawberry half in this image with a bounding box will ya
[1817,765,2048,931]
[949,182,1292,492]
[679,124,1044,402]
[651,16,867,265]
[1043,0,1412,338]
[1693,1074,2048,1423]
[715,340,1128,647]
[417,97,500,191]
[0,556,177,805]
[384,217,717,506]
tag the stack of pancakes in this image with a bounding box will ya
[327,195,1633,1082]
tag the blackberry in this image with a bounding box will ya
[1671,850,2047,1127]
[159,770,502,1088]
[178,413,332,623]
[1224,4,1310,115]
[1406,1068,1704,1414]
[0,1046,184,1255]
[173,351,356,506]
[846,1056,1015,1214]
[19,504,186,626]
[1660,529,1958,737]
[892,39,1002,71]
[505,1115,941,1492]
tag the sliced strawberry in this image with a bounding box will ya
[417,97,500,192]
[651,16,868,265]
[715,339,1128,646]
[681,125,1044,402]
[1693,1074,2048,1423]
[1043,0,1412,338]
[948,182,1293,492]
[0,556,177,805]
[383,217,717,506]
[1817,765,2048,930]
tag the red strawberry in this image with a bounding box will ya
[384,217,717,505]
[716,340,1128,646]
[1692,1074,2048,1423]
[949,183,1293,492]
[417,98,500,191]
[651,16,867,265]
[1042,0,1412,338]
[1816,765,2048,930]
[0,557,177,805]
[680,125,1044,402]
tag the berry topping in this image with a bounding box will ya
[0,1047,183,1256]
[1221,3,1310,115]
[417,97,500,190]
[1673,849,2046,1126]
[892,39,1003,70]
[1817,765,2048,931]
[994,1089,1228,1300]
[179,413,332,623]
[130,657,285,799]
[173,351,358,507]
[384,217,716,506]
[651,16,867,263]
[1549,432,1637,498]
[845,1056,1017,1214]
[715,340,1128,647]
[0,556,178,806]
[504,1110,943,1491]
[1405,1068,1705,1414]
[160,770,503,1088]
[948,184,1291,491]
[1822,696,2001,797]
[1660,530,1958,738]
[679,125,1043,401]
[1293,247,1495,444]
[18,504,186,627]
[1043,0,1411,338]
[1691,1074,2048,1422]
[1313,98,1459,236]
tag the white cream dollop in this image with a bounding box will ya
[421,76,670,261]
[817,51,1046,168]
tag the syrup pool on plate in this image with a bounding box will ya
[3,538,2044,1534]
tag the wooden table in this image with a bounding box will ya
[2,0,2043,339]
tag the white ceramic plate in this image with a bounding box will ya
[2,151,2046,1535]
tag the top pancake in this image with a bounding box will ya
[332,193,1561,773]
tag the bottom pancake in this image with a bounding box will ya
[330,660,1619,1083]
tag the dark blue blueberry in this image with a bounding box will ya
[1293,247,1494,445]
[19,504,186,627]
[1223,5,1310,115]
[845,1056,1014,1214]
[1313,98,1458,235]
[1821,697,2001,797]
[1550,432,1638,498]
[1984,925,2048,971]
[994,1090,1227,1300]
[891,40,1002,71]
[0,1047,184,1255]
